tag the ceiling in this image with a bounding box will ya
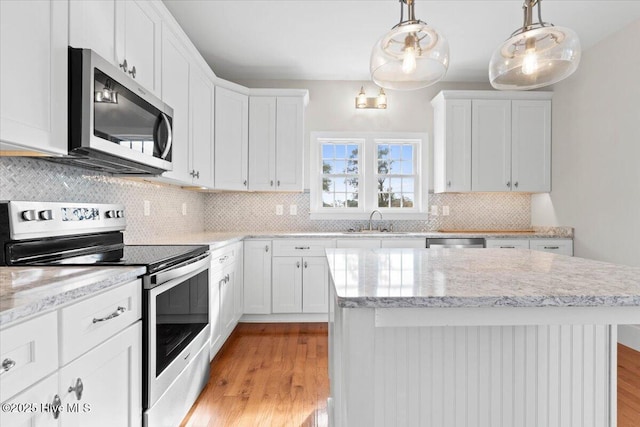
[162,0,640,84]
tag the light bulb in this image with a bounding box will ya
[102,88,112,101]
[356,87,367,108]
[402,46,417,74]
[522,48,539,76]
[376,89,387,109]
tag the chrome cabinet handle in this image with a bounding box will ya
[68,378,84,400]
[514,181,519,188]
[265,245,269,252]
[544,246,560,250]
[270,180,274,186]
[243,180,247,186]
[296,261,301,268]
[195,171,200,179]
[218,255,229,263]
[93,306,126,323]
[500,246,516,249]
[225,274,230,283]
[119,59,128,73]
[304,261,308,268]
[52,395,62,419]
[1,358,16,374]
[295,246,310,250]
[219,279,225,286]
[128,65,136,79]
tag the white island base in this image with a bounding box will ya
[328,301,640,427]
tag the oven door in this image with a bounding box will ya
[144,254,210,409]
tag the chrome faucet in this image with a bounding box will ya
[368,210,383,231]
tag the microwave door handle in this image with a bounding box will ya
[158,113,172,160]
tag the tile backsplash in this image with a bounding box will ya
[204,192,531,232]
[0,157,204,243]
[1,157,532,238]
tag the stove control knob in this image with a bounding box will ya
[116,210,125,218]
[105,210,116,219]
[21,210,37,221]
[38,210,53,221]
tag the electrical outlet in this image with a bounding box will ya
[182,203,187,216]
[276,205,283,215]
[144,200,150,216]
[289,205,297,215]
[442,206,450,216]
[430,205,438,216]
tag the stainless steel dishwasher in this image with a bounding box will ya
[426,238,485,248]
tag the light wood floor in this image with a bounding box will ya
[181,325,640,427]
[180,323,329,427]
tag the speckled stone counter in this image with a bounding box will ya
[0,266,145,326]
[326,248,640,308]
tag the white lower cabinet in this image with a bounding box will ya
[58,323,141,427]
[301,257,330,313]
[243,240,272,314]
[0,279,142,427]
[486,238,573,256]
[272,256,330,314]
[335,239,381,249]
[380,238,426,248]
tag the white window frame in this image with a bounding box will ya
[310,131,428,220]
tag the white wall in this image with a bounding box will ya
[235,79,492,190]
[531,18,640,268]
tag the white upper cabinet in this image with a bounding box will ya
[69,0,161,97]
[248,94,306,192]
[188,67,215,188]
[215,86,249,191]
[432,91,552,193]
[432,97,472,192]
[0,0,68,156]
[471,99,512,192]
[511,100,551,192]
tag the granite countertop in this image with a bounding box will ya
[128,227,573,248]
[0,266,146,326]
[326,248,640,309]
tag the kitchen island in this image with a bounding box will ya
[326,248,640,427]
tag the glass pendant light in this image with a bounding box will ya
[370,0,449,91]
[489,0,581,90]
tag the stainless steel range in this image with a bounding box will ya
[0,201,211,426]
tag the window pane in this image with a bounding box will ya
[346,178,358,193]
[378,193,390,208]
[322,144,334,159]
[346,159,358,174]
[335,145,346,159]
[390,195,401,208]
[334,193,346,207]
[402,194,414,208]
[334,179,346,192]
[388,159,401,174]
[401,160,413,174]
[377,145,389,160]
[346,193,359,207]
[378,160,389,175]
[377,176,390,192]
[322,193,334,207]
[334,160,346,174]
[402,145,413,160]
[323,177,335,192]
[390,145,401,160]
[389,177,402,192]
[403,178,415,192]
[347,145,358,158]
[322,160,334,174]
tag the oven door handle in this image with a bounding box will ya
[149,253,211,287]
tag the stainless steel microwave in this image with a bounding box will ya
[64,47,173,175]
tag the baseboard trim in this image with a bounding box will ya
[618,325,640,352]
[240,313,328,323]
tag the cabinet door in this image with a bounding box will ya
[220,264,236,336]
[215,87,249,190]
[69,0,116,63]
[59,322,141,427]
[511,100,551,192]
[275,97,304,191]
[485,239,530,249]
[233,246,244,323]
[209,267,222,359]
[190,67,215,188]
[116,0,161,96]
[272,257,303,313]
[160,28,191,183]
[433,98,471,192]
[529,239,573,256]
[0,0,67,155]
[302,257,329,313]
[243,240,272,314]
[471,100,512,191]
[0,374,58,427]
[248,97,277,191]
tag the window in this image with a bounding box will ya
[310,132,427,219]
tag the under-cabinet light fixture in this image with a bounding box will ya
[355,87,387,109]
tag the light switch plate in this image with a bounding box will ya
[144,200,151,216]
[182,203,187,216]
[430,205,438,216]
[276,205,283,215]
[442,206,450,216]
[290,205,297,215]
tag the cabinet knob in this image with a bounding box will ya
[447,181,451,187]
[52,395,62,419]
[270,180,274,187]
[506,181,511,188]
[195,171,200,179]
[119,59,128,73]
[265,245,269,252]
[243,180,247,186]
[304,261,308,268]
[128,65,136,79]
[68,378,84,401]
[296,261,301,268]
[277,180,280,186]
[514,181,518,188]
[190,170,195,177]
[1,358,16,373]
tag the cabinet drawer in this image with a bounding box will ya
[59,279,141,365]
[485,239,530,249]
[0,311,58,402]
[210,242,241,269]
[530,239,573,256]
[273,239,335,257]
